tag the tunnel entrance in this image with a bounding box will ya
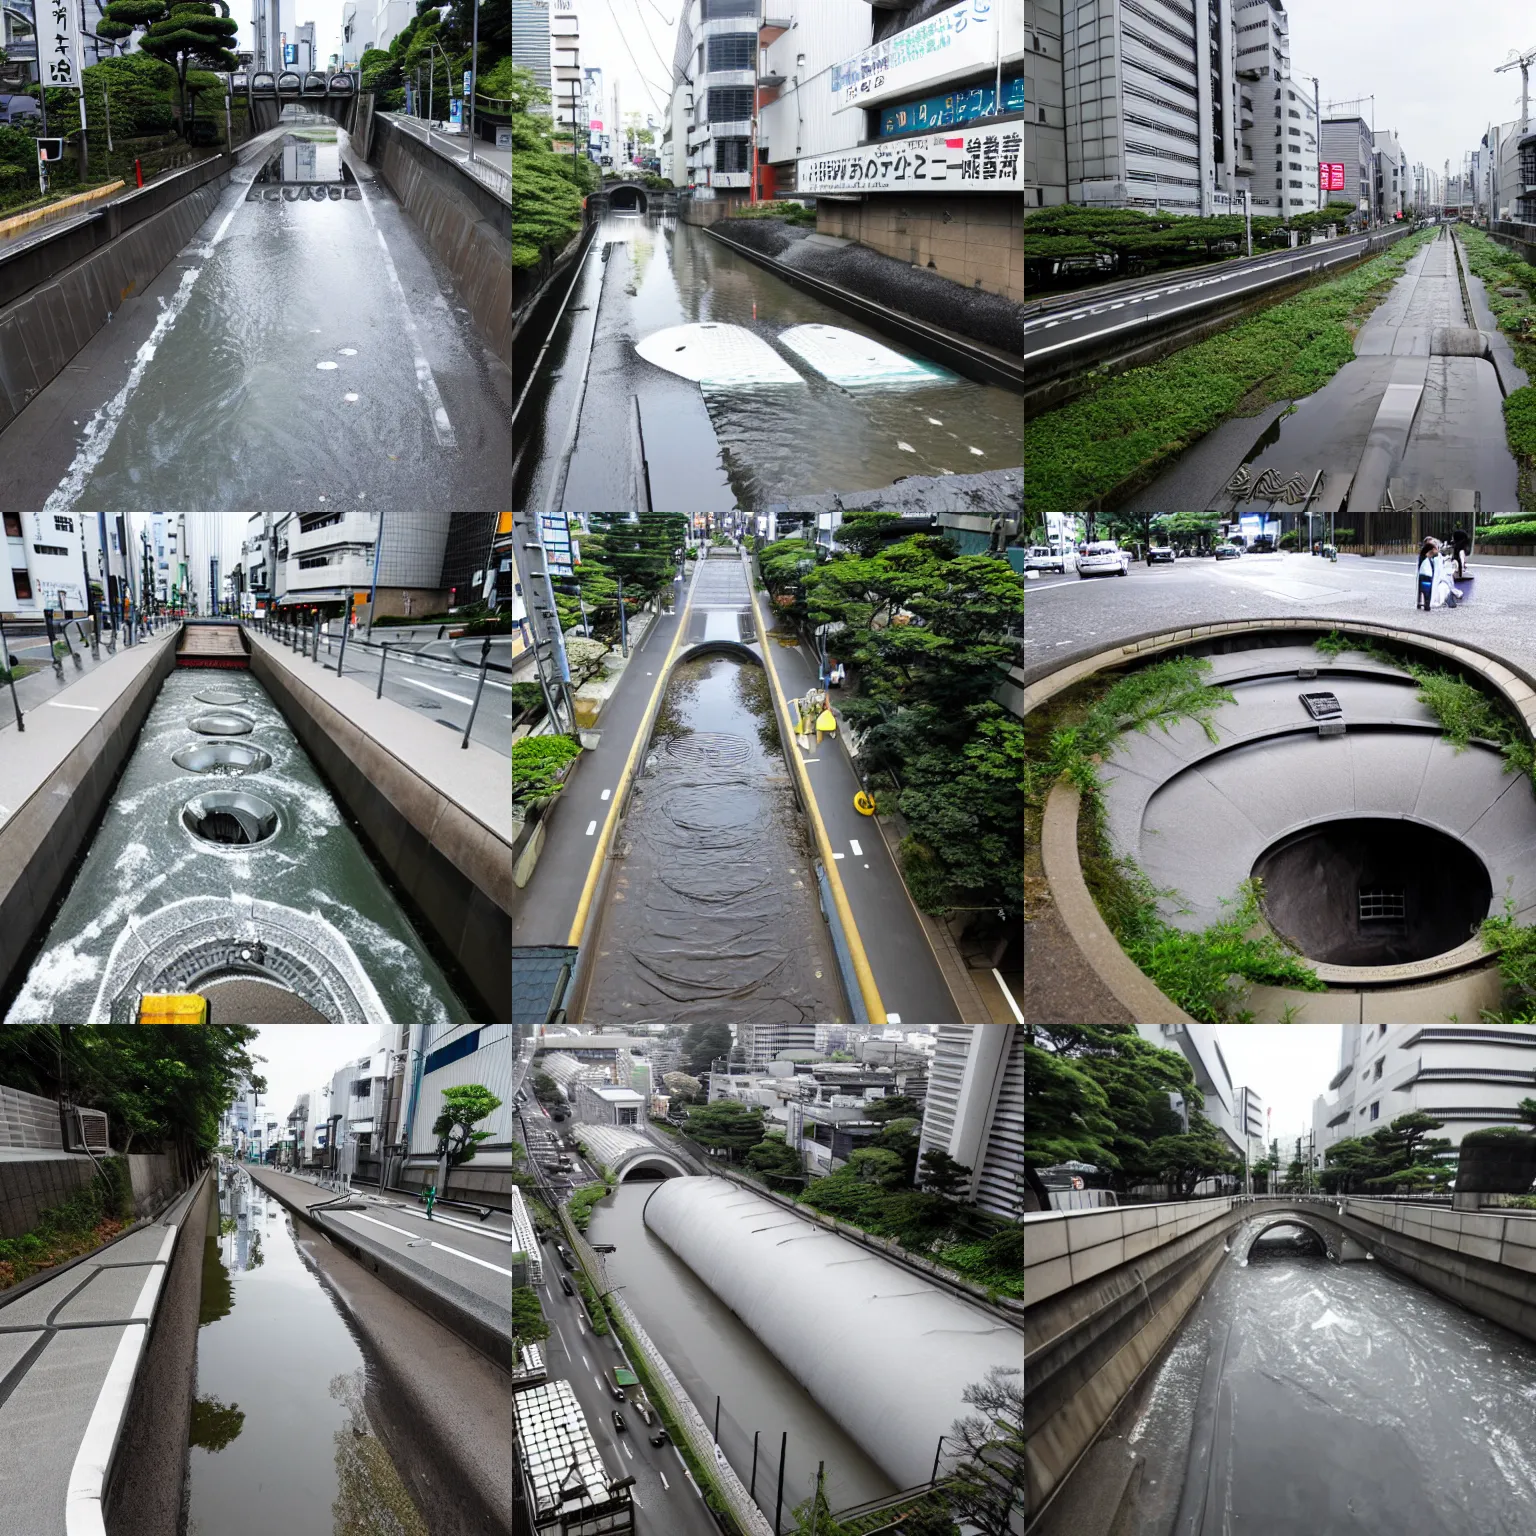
[1249,1224,1328,1262]
[607,184,649,213]
[1253,817,1491,965]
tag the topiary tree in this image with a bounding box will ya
[98,0,238,140]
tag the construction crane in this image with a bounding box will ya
[1496,45,1536,135]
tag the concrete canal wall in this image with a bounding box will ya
[368,113,512,368]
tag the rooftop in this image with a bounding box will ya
[514,1379,627,1520]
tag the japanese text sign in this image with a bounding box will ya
[830,0,1019,112]
[46,0,81,90]
[798,128,1024,193]
[1320,162,1346,192]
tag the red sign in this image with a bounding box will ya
[1320,162,1346,193]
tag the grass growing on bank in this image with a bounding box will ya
[1025,226,1438,514]
[0,1159,134,1292]
[1024,656,1324,1020]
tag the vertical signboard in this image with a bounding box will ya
[45,0,82,88]
[1320,162,1346,193]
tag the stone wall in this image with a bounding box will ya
[814,193,1023,302]
[0,1154,97,1238]
[126,1152,181,1217]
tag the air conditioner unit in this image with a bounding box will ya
[66,1106,110,1153]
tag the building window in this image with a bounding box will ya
[10,569,30,599]
[2,513,21,539]
[1374,1058,1384,1080]
[715,137,750,172]
[1370,1102,1380,1121]
[297,555,330,569]
[707,33,754,71]
[705,86,754,123]
[53,516,73,534]
[702,0,757,18]
[32,543,68,557]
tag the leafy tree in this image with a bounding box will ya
[509,63,594,267]
[681,1020,734,1079]
[511,1286,550,1344]
[530,1071,561,1105]
[1144,1127,1240,1198]
[870,1117,921,1185]
[944,1368,1024,1536]
[866,1094,922,1123]
[744,1133,804,1190]
[98,0,239,139]
[189,1394,245,1452]
[661,1071,703,1105]
[846,1146,907,1191]
[512,734,581,808]
[683,1100,766,1161]
[432,1084,503,1166]
[919,1148,972,1198]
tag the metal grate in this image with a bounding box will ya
[1300,691,1343,719]
[1359,890,1406,922]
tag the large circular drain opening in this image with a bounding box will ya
[190,711,254,736]
[194,688,248,707]
[1254,817,1491,966]
[173,743,272,775]
[182,791,279,848]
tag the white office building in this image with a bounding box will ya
[1,513,89,615]
[1138,1024,1246,1158]
[918,1024,1023,1221]
[1314,1026,1536,1161]
[1233,0,1318,219]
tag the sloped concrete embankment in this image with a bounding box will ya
[369,114,511,368]
[0,630,179,1014]
[0,157,234,434]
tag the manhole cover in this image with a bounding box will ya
[183,791,279,848]
[173,743,273,775]
[190,711,254,736]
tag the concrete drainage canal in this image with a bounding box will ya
[2,668,473,1024]
[1034,625,1536,1023]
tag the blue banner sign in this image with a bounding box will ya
[879,75,1024,138]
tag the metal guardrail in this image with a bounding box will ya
[380,111,509,202]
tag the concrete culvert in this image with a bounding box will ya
[172,743,273,775]
[1431,326,1491,357]
[183,792,279,847]
[1254,816,1492,965]
[190,711,254,736]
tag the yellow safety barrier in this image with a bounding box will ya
[139,994,209,1023]
[853,791,877,816]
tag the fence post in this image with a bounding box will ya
[377,642,389,699]
[461,637,491,749]
[0,614,22,732]
[336,591,351,676]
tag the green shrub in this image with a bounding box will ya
[511,734,582,806]
[1476,509,1536,541]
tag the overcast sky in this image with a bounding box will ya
[1284,0,1536,173]
[247,1025,382,1125]
[583,0,679,131]
[1216,1025,1341,1151]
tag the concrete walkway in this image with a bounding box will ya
[0,627,177,833]
[0,1178,204,1536]
[245,627,510,843]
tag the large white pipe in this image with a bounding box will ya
[642,1177,1021,1486]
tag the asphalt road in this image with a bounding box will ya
[533,1222,720,1536]
[1022,230,1383,371]
[1025,552,1536,686]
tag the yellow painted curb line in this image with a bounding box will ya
[0,180,126,238]
[751,581,888,1025]
[565,573,697,949]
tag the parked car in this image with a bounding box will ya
[1249,535,1276,553]
[613,1411,627,1433]
[649,1431,670,1447]
[610,1382,627,1401]
[1025,545,1075,574]
[1214,543,1243,560]
[1147,544,1175,564]
[1076,541,1131,578]
[0,95,41,126]
[559,1275,575,1296]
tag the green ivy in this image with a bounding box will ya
[511,734,582,807]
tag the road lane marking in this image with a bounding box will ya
[623,1442,633,1459]
[659,1471,670,1490]
[586,820,598,835]
[582,1353,590,1369]
[348,1212,513,1274]
[832,851,844,858]
[554,1324,572,1357]
[399,676,474,705]
[849,838,862,856]
[601,788,612,800]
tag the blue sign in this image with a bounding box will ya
[449,98,463,127]
[283,43,296,64]
[878,75,1024,138]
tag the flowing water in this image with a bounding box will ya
[186,1170,428,1536]
[512,210,1023,513]
[580,652,844,1025]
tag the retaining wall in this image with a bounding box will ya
[369,113,511,368]
[0,1153,97,1238]
[0,631,178,1012]
[248,641,512,1021]
[0,156,234,433]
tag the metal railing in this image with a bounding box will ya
[380,110,510,202]
[248,611,510,750]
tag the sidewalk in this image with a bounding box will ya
[0,619,172,737]
[0,1177,206,1536]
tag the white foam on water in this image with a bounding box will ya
[635,323,804,386]
[776,324,950,387]
[115,841,153,882]
[4,942,102,1020]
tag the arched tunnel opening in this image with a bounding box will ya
[607,185,649,213]
[1249,1223,1329,1262]
[1254,816,1491,966]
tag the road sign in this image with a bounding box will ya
[36,139,64,163]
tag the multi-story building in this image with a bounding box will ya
[367,0,413,55]
[1320,115,1374,223]
[1373,128,1407,221]
[917,1024,1022,1221]
[581,65,604,162]
[1313,1026,1536,1164]
[1234,1,1318,220]
[668,0,763,198]
[1137,1024,1246,1158]
[573,1081,645,1126]
[733,1023,816,1070]
[1237,1084,1266,1184]
[396,1024,516,1203]
[1,513,88,615]
[270,511,452,619]
[548,0,581,146]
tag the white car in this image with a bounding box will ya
[1077,541,1131,578]
[1025,545,1075,574]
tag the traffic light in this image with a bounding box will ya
[36,139,64,164]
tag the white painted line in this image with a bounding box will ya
[600,788,612,801]
[594,1374,605,1393]
[427,1241,514,1276]
[46,701,102,711]
[832,851,844,859]
[399,676,475,705]
[1260,589,1305,603]
[993,967,1025,1024]
[66,1321,148,1536]
[849,838,863,856]
[623,1441,634,1460]
[585,819,598,835]
[582,1353,591,1370]
[659,1470,670,1491]
[352,172,457,447]
[554,1324,572,1357]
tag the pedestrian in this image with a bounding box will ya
[425,1183,436,1221]
[1416,538,1438,611]
[1451,524,1470,580]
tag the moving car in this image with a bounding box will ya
[613,1411,627,1433]
[559,1275,575,1296]
[634,1400,655,1426]
[556,1245,575,1270]
[1076,541,1131,578]
[1214,543,1243,560]
[649,1431,670,1447]
[610,1383,627,1401]
[1025,545,1075,574]
[1147,544,1175,564]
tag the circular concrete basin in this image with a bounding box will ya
[1254,817,1492,965]
[190,711,254,736]
[182,791,279,848]
[173,743,273,775]
[194,688,249,707]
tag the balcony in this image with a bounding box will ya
[283,551,376,591]
[291,512,376,554]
